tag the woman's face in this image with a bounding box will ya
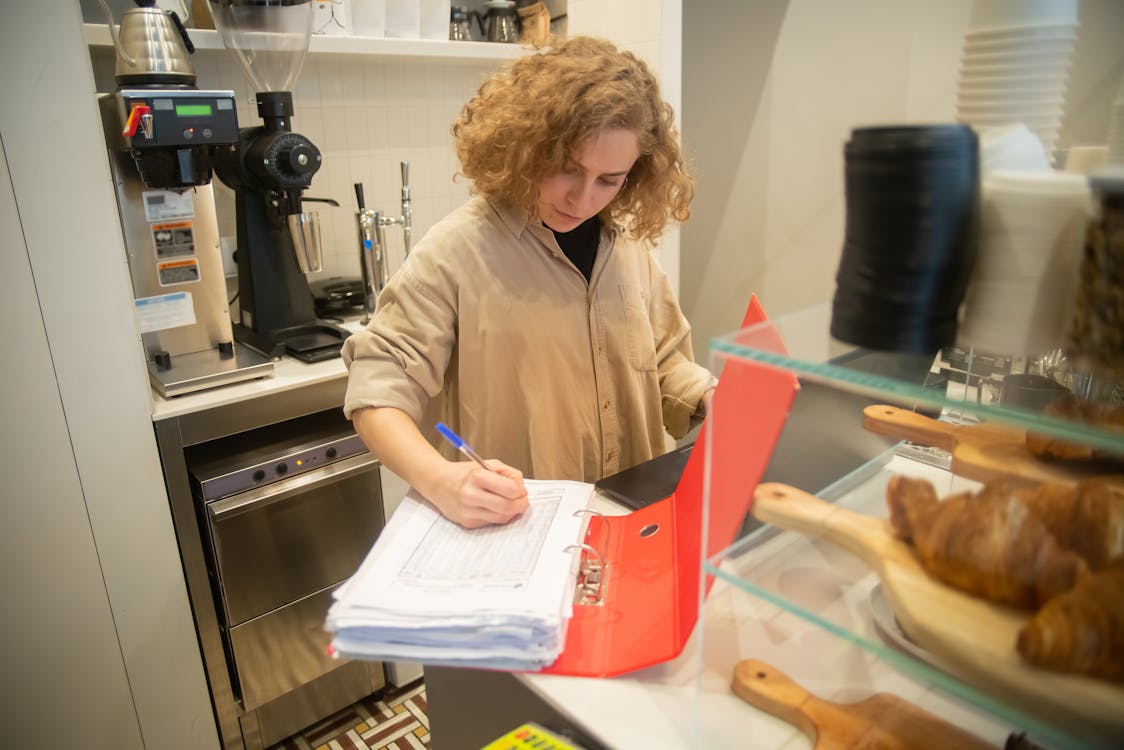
[536,127,640,233]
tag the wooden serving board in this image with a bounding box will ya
[751,482,1124,747]
[862,404,1124,490]
[731,658,998,749]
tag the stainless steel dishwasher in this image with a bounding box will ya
[184,407,385,749]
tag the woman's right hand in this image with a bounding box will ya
[429,459,529,528]
[350,406,529,529]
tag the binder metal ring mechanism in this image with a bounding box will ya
[568,508,608,606]
[564,542,607,606]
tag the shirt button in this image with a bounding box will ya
[602,401,610,411]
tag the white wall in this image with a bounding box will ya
[0,1,218,748]
[0,111,145,750]
[681,0,1124,354]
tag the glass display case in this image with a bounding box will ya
[698,301,1123,750]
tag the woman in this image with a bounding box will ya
[343,36,716,528]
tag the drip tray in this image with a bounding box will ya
[283,328,343,364]
[283,326,347,363]
[234,322,349,363]
[149,346,274,397]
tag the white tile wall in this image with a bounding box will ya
[90,0,677,292]
[91,46,498,284]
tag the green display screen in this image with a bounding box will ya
[176,103,213,117]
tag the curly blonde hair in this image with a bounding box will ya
[453,36,693,244]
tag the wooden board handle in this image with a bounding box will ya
[863,404,958,450]
[732,659,1000,750]
[731,659,818,742]
[752,482,902,572]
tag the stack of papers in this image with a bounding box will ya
[326,480,594,671]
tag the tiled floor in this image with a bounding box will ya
[268,680,429,750]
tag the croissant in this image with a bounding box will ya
[1025,394,1124,463]
[1016,480,1124,571]
[886,475,1087,608]
[1016,563,1124,680]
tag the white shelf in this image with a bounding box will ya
[84,23,526,62]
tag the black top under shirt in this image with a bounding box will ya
[551,216,601,283]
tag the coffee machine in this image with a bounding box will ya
[98,0,274,396]
[208,0,349,362]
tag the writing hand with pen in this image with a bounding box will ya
[349,406,528,528]
[435,422,529,528]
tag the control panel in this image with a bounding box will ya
[119,89,240,151]
[186,409,372,501]
[194,431,368,501]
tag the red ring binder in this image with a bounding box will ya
[539,295,799,677]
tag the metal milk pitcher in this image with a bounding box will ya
[472,0,519,43]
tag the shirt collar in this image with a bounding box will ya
[488,198,534,238]
[485,197,625,242]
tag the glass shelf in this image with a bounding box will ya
[711,301,1124,457]
[699,302,1124,750]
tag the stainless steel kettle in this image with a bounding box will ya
[99,0,196,86]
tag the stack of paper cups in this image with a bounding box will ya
[385,0,421,37]
[956,0,1079,161]
[420,0,450,39]
[351,0,387,36]
[957,169,1091,356]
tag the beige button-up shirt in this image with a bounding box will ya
[342,196,716,482]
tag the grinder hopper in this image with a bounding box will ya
[207,0,348,362]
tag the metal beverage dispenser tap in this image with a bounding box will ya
[353,162,413,323]
[400,161,412,257]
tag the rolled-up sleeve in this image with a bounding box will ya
[342,258,457,422]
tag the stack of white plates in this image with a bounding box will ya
[956,0,1079,161]
[957,169,1090,356]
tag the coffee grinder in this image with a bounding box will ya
[207,0,349,362]
[98,0,275,396]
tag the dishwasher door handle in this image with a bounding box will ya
[207,451,380,521]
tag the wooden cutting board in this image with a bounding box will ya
[731,658,998,749]
[751,482,1124,747]
[862,404,1124,490]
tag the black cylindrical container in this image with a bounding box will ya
[831,124,979,353]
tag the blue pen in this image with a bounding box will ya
[435,422,494,472]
